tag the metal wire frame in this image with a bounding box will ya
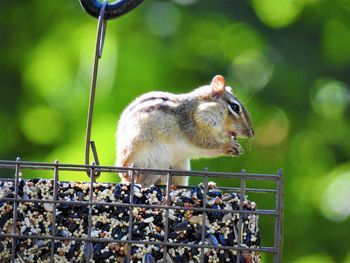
[0,159,283,262]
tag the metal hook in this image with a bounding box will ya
[84,1,108,178]
[80,0,144,20]
[81,0,144,179]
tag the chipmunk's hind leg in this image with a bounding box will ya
[171,159,190,186]
[116,140,142,183]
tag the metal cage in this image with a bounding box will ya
[0,159,283,263]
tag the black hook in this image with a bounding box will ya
[80,0,144,20]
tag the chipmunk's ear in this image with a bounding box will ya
[211,75,226,97]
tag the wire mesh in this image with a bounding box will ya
[0,159,283,262]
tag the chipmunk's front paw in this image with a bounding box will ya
[224,139,244,156]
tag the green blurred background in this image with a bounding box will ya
[0,0,350,262]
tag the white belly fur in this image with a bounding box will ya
[133,141,191,169]
[131,141,193,186]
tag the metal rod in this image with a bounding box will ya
[162,168,172,260]
[274,169,284,263]
[200,168,209,263]
[0,233,276,253]
[10,157,21,263]
[0,178,277,195]
[50,160,59,263]
[84,1,107,174]
[236,169,246,262]
[86,164,96,262]
[0,160,281,181]
[90,141,101,178]
[0,197,278,216]
[98,20,107,58]
[127,168,136,262]
[0,179,278,195]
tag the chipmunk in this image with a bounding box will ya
[116,75,254,187]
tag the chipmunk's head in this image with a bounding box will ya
[211,75,254,140]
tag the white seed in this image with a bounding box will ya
[44,202,53,212]
[24,217,31,227]
[143,217,154,223]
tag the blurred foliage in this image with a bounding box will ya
[0,0,350,262]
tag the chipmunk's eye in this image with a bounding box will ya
[230,102,240,114]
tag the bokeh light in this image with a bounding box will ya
[310,79,349,120]
[255,107,289,146]
[321,169,350,222]
[230,50,274,91]
[20,105,64,145]
[24,22,81,101]
[222,23,265,60]
[24,23,117,106]
[252,0,302,28]
[145,2,182,37]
